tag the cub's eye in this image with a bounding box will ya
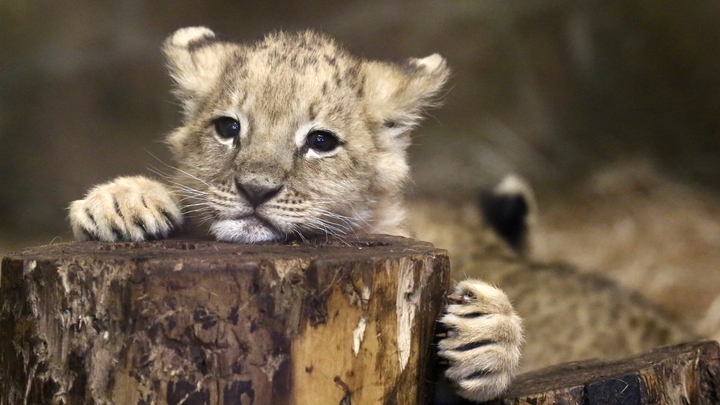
[306,130,340,153]
[213,117,241,140]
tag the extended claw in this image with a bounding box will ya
[447,293,475,304]
[447,294,464,303]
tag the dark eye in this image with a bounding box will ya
[213,117,241,140]
[306,130,340,153]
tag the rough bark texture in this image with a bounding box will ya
[0,236,450,405]
[484,340,720,405]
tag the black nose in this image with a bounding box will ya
[236,181,283,208]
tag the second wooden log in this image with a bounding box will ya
[487,340,720,405]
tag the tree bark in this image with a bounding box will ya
[0,236,450,405]
[486,340,720,405]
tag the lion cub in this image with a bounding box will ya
[69,27,521,402]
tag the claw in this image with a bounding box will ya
[436,329,457,338]
[448,293,476,304]
[447,294,464,303]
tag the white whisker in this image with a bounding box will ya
[311,208,361,232]
[146,153,211,187]
[182,209,210,216]
[293,229,309,243]
[181,201,210,209]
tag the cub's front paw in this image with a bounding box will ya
[69,176,183,242]
[438,279,523,403]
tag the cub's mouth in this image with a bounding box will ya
[209,215,283,243]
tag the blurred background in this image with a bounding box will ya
[2,1,720,332]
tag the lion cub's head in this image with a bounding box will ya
[163,27,449,243]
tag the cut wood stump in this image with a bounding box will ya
[485,340,720,405]
[0,236,450,405]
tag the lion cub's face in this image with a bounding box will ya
[163,27,448,242]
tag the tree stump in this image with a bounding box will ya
[0,235,450,405]
[487,340,720,405]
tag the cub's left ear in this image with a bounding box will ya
[363,54,450,137]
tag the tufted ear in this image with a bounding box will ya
[163,27,233,113]
[363,54,450,149]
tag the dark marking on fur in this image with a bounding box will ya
[184,33,217,53]
[309,103,318,121]
[85,208,97,227]
[356,74,366,98]
[348,155,360,170]
[465,368,494,380]
[113,198,123,218]
[288,76,299,97]
[324,54,337,67]
[480,191,529,252]
[343,63,360,84]
[457,312,487,319]
[227,53,249,80]
[322,81,328,95]
[254,39,270,51]
[453,340,495,352]
[237,90,249,108]
[246,115,256,141]
[304,55,316,69]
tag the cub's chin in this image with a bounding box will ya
[209,217,283,243]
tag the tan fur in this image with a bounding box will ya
[68,27,515,402]
[532,161,720,336]
[407,195,696,372]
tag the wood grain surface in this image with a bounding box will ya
[483,340,720,405]
[0,236,450,405]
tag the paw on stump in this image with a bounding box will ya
[0,236,450,405]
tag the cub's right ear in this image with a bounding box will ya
[363,54,450,138]
[163,27,232,109]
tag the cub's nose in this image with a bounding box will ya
[235,180,283,208]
